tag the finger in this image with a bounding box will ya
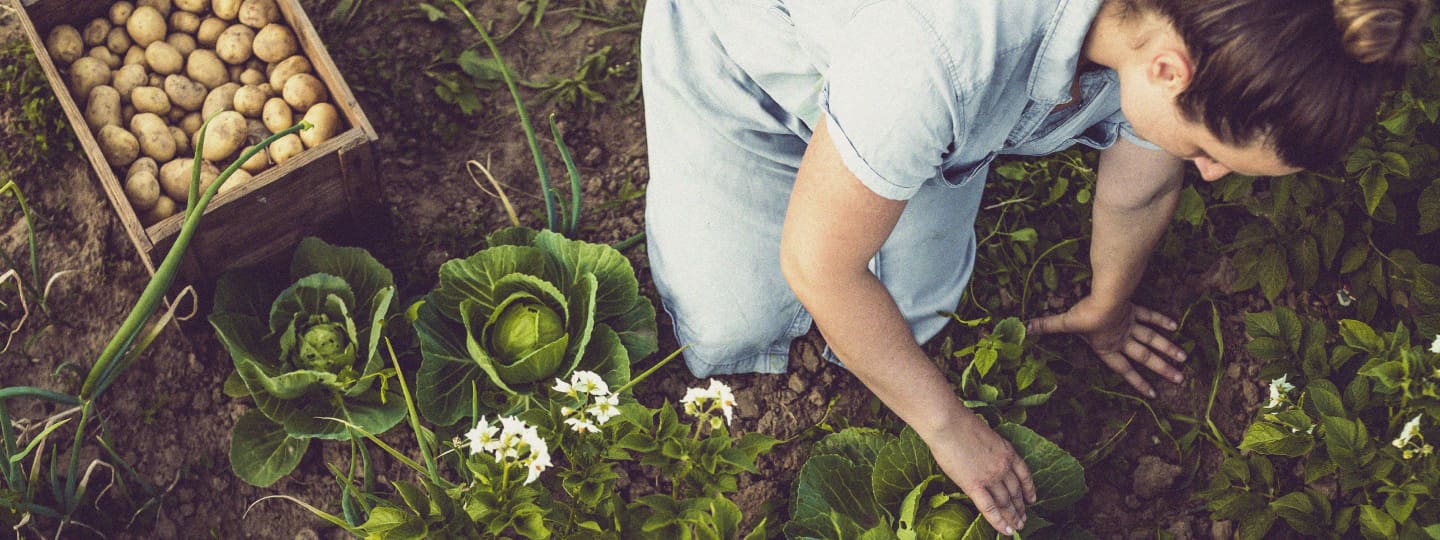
[1130,325,1188,363]
[1123,340,1184,384]
[986,484,1023,535]
[1001,471,1027,527]
[1101,351,1156,398]
[1025,312,1071,336]
[971,487,1017,536]
[1012,455,1037,504]
[1133,306,1179,332]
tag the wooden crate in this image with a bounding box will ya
[9,0,380,277]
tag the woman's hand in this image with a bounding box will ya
[1025,296,1187,398]
[921,410,1036,536]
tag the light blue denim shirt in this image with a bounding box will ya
[694,0,1157,200]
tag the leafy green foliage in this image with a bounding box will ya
[210,238,406,486]
[783,424,1085,540]
[413,227,656,425]
[0,40,76,186]
[943,318,1058,425]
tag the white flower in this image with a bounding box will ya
[566,416,601,434]
[1336,288,1355,307]
[680,386,710,407]
[553,378,574,395]
[1264,375,1294,409]
[1400,414,1423,442]
[465,417,499,456]
[561,406,575,416]
[707,379,736,425]
[524,449,552,485]
[587,394,621,424]
[1430,334,1440,354]
[571,371,609,396]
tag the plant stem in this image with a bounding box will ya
[387,338,439,483]
[450,0,558,231]
[614,345,685,395]
[613,231,645,251]
[0,182,45,310]
[549,114,583,237]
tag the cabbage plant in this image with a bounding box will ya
[413,227,657,425]
[209,238,405,487]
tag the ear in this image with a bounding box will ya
[1146,48,1194,96]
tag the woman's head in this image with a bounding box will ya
[1107,0,1430,175]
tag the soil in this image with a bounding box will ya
[0,1,1291,539]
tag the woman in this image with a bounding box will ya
[641,0,1428,534]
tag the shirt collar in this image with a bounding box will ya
[1027,0,1105,104]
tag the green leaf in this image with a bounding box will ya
[1359,505,1397,540]
[915,503,974,540]
[1340,244,1369,274]
[1359,169,1389,216]
[1339,320,1383,352]
[358,506,426,538]
[417,3,446,22]
[788,454,882,538]
[1175,186,1205,226]
[431,245,552,321]
[1306,380,1346,418]
[872,428,938,511]
[1378,151,1410,178]
[995,423,1086,513]
[960,516,996,540]
[1385,492,1417,524]
[1319,210,1344,268]
[1239,422,1313,457]
[1291,236,1320,290]
[810,428,888,469]
[1270,492,1319,535]
[1257,245,1289,302]
[414,301,484,425]
[229,410,309,487]
[1321,415,1373,472]
[1419,180,1440,235]
[290,237,395,316]
[534,230,642,320]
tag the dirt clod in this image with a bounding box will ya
[1132,455,1182,499]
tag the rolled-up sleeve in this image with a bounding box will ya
[819,3,961,201]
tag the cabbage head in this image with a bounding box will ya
[412,228,658,425]
[209,238,404,487]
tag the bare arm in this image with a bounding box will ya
[1028,137,1190,397]
[781,117,1034,535]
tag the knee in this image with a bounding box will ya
[665,299,797,377]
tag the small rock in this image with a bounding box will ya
[1226,363,1242,379]
[787,373,807,394]
[735,388,761,420]
[294,529,320,540]
[154,515,178,538]
[1242,382,1259,407]
[583,146,603,165]
[808,388,825,408]
[1133,455,1182,499]
[179,503,195,517]
[1123,494,1143,510]
[1167,520,1195,540]
[1209,520,1234,540]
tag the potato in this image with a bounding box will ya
[98,125,140,167]
[250,24,297,64]
[266,55,310,90]
[106,27,131,55]
[257,83,275,97]
[126,6,167,48]
[238,68,265,86]
[68,57,111,102]
[87,46,121,70]
[130,112,176,161]
[170,126,191,155]
[136,0,172,17]
[85,85,122,131]
[202,82,240,119]
[125,170,161,212]
[169,11,201,34]
[216,25,256,65]
[180,112,202,136]
[82,19,111,47]
[166,33,197,57]
[129,86,168,115]
[185,50,229,89]
[238,0,280,29]
[299,103,339,148]
[128,157,159,179]
[213,0,242,20]
[174,0,207,14]
[268,133,303,165]
[237,144,269,173]
[197,18,227,47]
[148,73,164,86]
[110,2,135,26]
[141,195,178,225]
[197,110,246,161]
[245,118,270,142]
[281,73,326,111]
[122,105,136,126]
[159,158,219,200]
[167,107,187,124]
[123,45,147,66]
[113,65,146,104]
[218,169,253,194]
[232,85,267,117]
[46,26,84,64]
[228,63,245,83]
[260,97,291,133]
[144,41,183,75]
[164,75,207,111]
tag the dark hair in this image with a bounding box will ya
[1141,0,1431,170]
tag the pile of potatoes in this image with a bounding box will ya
[46,0,344,226]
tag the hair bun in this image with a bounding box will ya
[1333,0,1432,65]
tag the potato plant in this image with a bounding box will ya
[44,0,345,225]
